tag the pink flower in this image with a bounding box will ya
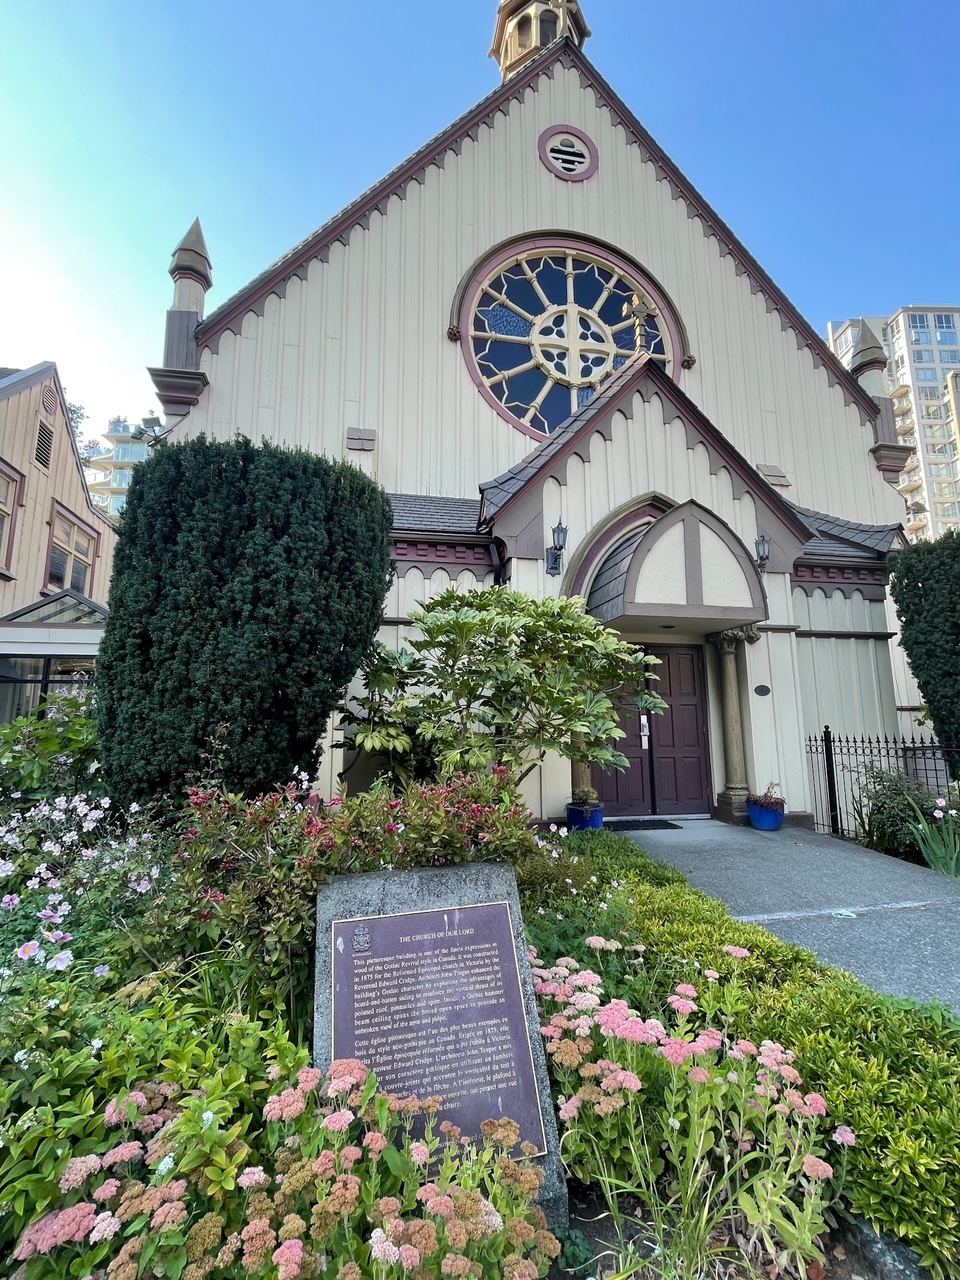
[660,1038,695,1066]
[399,1244,421,1270]
[804,1092,828,1117]
[615,1018,659,1044]
[667,996,698,1016]
[15,940,39,961]
[298,1067,325,1093]
[722,945,751,959]
[264,1088,306,1122]
[733,1039,758,1058]
[341,1144,363,1169]
[802,1155,834,1180]
[704,969,719,980]
[370,1227,401,1263]
[559,1097,582,1121]
[936,797,947,808]
[59,1154,102,1192]
[363,1132,388,1158]
[833,1125,857,1147]
[238,1166,270,1189]
[93,1179,120,1203]
[273,1238,306,1279]
[313,1151,337,1179]
[320,1108,354,1134]
[425,1195,456,1220]
[88,1213,122,1244]
[691,1028,724,1055]
[410,1141,429,1165]
[689,1067,711,1085]
[151,1200,187,1229]
[540,1025,561,1040]
[675,983,698,999]
[100,1141,144,1169]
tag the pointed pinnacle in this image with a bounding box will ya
[169,218,212,287]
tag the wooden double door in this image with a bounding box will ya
[593,645,712,817]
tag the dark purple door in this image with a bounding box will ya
[592,646,711,817]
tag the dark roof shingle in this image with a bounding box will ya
[389,493,482,535]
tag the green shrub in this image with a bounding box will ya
[853,765,940,861]
[526,829,960,1278]
[94,435,394,806]
[0,691,103,812]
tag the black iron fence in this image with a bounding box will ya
[806,727,960,837]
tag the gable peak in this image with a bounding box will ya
[491,0,590,81]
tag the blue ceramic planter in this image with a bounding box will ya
[567,804,604,831]
[747,801,785,831]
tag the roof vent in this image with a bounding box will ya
[41,385,58,415]
[35,422,54,469]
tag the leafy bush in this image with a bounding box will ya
[853,766,940,861]
[524,830,960,1278]
[12,1059,559,1280]
[890,529,960,755]
[0,692,103,811]
[340,590,665,786]
[95,435,394,806]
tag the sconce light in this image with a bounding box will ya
[754,532,772,574]
[546,521,568,576]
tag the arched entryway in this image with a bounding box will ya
[575,500,768,821]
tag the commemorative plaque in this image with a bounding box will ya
[314,863,567,1227]
[331,901,545,1152]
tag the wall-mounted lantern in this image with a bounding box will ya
[546,522,568,576]
[754,532,772,574]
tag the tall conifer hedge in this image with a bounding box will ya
[94,436,394,804]
[889,529,960,754]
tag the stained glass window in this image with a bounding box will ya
[468,249,670,435]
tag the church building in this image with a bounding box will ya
[149,2,915,826]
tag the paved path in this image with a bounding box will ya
[625,819,960,1009]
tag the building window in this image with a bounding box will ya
[909,313,930,330]
[940,349,960,364]
[0,655,96,724]
[913,349,936,362]
[919,387,941,401]
[911,330,933,345]
[463,241,676,436]
[917,369,940,381]
[113,443,149,462]
[929,463,958,478]
[517,13,532,51]
[835,329,854,356]
[937,503,960,517]
[935,314,956,330]
[935,482,959,498]
[47,509,98,595]
[0,460,22,571]
[926,443,955,457]
[539,12,558,43]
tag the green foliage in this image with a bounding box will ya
[94,435,394,806]
[853,765,939,860]
[0,692,104,810]
[890,529,960,755]
[340,589,666,786]
[525,830,960,1278]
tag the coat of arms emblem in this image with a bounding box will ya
[352,924,372,954]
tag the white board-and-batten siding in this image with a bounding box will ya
[0,374,116,614]
[181,64,900,531]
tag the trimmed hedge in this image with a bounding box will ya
[522,831,960,1279]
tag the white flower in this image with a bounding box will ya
[91,1038,104,1052]
[200,1110,215,1132]
[13,1050,28,1065]
[667,1117,681,1131]
[0,861,13,878]
[45,950,73,972]
[46,999,60,1009]
[156,1154,175,1176]
[87,761,100,774]
[128,801,140,813]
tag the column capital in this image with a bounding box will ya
[708,624,760,652]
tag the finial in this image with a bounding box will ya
[169,218,212,291]
[491,0,590,81]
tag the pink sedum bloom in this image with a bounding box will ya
[399,1244,421,1270]
[410,1141,430,1165]
[660,1038,695,1066]
[320,1108,355,1134]
[688,1066,711,1085]
[674,983,698,999]
[238,1166,270,1189]
[833,1125,857,1147]
[802,1155,834,1180]
[273,1238,305,1279]
[722,945,751,959]
[667,995,698,1016]
[370,1227,401,1263]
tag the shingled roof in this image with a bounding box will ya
[791,505,904,558]
[389,493,482,535]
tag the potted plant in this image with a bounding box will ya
[567,786,604,831]
[747,784,786,832]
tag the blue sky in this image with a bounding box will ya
[0,0,957,435]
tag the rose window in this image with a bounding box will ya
[466,249,670,436]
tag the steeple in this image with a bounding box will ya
[491,0,590,81]
[168,218,213,313]
[149,218,212,424]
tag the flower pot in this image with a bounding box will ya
[566,803,604,831]
[747,801,785,832]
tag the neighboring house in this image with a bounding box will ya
[828,308,960,542]
[87,418,153,517]
[146,2,913,825]
[0,363,117,722]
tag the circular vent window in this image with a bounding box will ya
[41,385,58,415]
[539,125,598,182]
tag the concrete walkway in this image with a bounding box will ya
[626,819,960,1009]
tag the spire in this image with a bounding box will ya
[491,0,590,81]
[169,218,212,292]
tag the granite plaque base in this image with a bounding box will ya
[314,862,567,1229]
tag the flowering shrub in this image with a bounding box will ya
[532,939,851,1276]
[0,791,164,985]
[13,1059,559,1280]
[909,794,960,875]
[0,691,104,811]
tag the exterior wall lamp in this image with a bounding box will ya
[754,532,772,574]
[546,521,568,576]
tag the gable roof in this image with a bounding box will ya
[478,353,813,545]
[191,39,878,421]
